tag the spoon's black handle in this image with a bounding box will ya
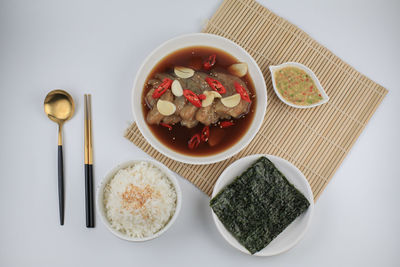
[58,145,64,225]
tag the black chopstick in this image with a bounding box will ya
[84,94,95,228]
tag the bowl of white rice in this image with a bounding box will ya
[97,160,182,241]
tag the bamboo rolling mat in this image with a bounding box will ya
[125,0,387,200]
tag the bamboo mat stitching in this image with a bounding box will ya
[257,131,332,182]
[276,101,348,152]
[256,96,350,154]
[324,102,365,126]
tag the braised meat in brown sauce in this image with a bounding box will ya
[141,46,257,156]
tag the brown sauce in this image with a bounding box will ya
[141,46,257,157]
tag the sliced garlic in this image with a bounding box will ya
[201,91,223,107]
[174,66,194,79]
[228,62,248,77]
[221,94,241,108]
[202,92,215,107]
[209,91,222,98]
[203,90,222,98]
[157,99,176,116]
[171,80,183,96]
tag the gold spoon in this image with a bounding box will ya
[44,89,75,225]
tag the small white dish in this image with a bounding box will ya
[132,33,267,165]
[269,62,329,108]
[211,154,314,256]
[97,159,182,242]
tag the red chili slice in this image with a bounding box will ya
[198,94,206,100]
[203,54,216,71]
[220,121,234,128]
[201,126,210,142]
[234,82,251,103]
[205,77,226,94]
[159,123,172,130]
[183,90,202,107]
[152,78,173,99]
[188,133,201,150]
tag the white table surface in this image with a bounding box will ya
[1,0,399,266]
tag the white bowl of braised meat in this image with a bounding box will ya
[132,33,267,164]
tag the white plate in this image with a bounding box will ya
[269,62,329,108]
[97,159,182,242]
[132,33,267,165]
[211,154,314,256]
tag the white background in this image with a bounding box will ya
[1,0,399,266]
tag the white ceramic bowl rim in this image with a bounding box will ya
[132,33,267,165]
[269,62,329,109]
[211,154,314,256]
[97,159,182,242]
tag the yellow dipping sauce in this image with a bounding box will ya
[274,67,323,106]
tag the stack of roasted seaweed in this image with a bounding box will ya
[210,157,310,254]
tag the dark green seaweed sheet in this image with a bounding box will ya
[210,156,310,254]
